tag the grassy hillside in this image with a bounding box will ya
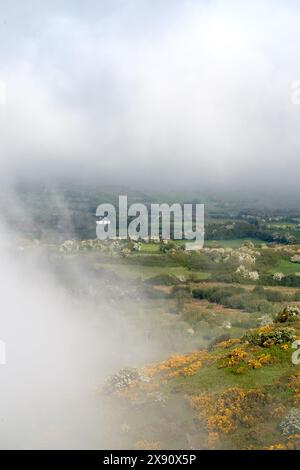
[13,202,300,450]
[104,322,300,450]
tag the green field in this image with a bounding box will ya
[138,238,265,253]
[268,259,300,275]
[203,238,265,248]
[96,262,209,281]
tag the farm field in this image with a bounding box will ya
[268,258,300,275]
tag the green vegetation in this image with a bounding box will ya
[10,185,300,450]
[105,322,300,449]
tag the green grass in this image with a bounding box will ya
[203,238,265,248]
[170,362,293,394]
[96,262,209,281]
[165,345,297,396]
[132,238,265,252]
[138,243,160,253]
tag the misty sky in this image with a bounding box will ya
[1,0,300,190]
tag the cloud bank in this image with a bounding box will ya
[1,0,300,189]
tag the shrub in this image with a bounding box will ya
[252,286,266,296]
[104,368,140,393]
[279,275,300,288]
[192,286,244,303]
[192,286,276,313]
[242,326,296,347]
[159,241,184,253]
[146,274,182,286]
[275,306,300,323]
[253,286,290,302]
[280,408,300,436]
[208,334,232,350]
[264,289,290,303]
[224,294,275,314]
[259,274,300,288]
[182,309,215,327]
[211,273,238,283]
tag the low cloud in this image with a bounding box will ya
[1,1,300,188]
[0,220,163,448]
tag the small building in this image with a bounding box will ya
[96,217,111,225]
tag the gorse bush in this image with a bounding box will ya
[242,325,296,347]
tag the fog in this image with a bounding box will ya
[0,222,166,449]
[0,0,300,190]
